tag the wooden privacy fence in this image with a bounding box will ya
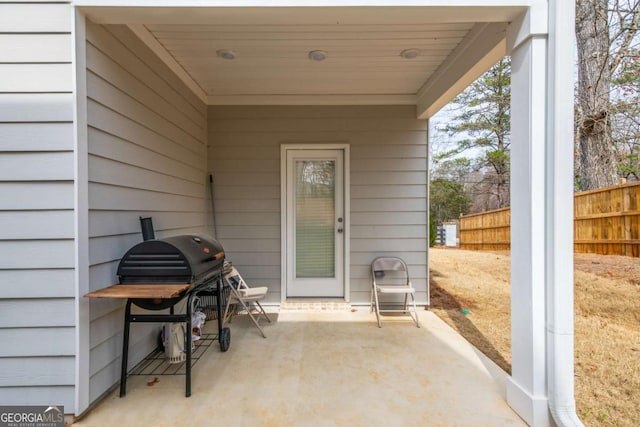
[458,182,640,256]
[459,207,511,251]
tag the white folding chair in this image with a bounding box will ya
[370,257,420,328]
[222,263,271,338]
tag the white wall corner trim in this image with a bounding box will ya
[127,24,208,104]
[73,8,91,416]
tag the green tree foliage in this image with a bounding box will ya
[429,179,471,226]
[429,213,437,247]
[436,57,511,208]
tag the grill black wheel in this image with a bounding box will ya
[219,327,231,352]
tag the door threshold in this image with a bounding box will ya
[280,299,353,312]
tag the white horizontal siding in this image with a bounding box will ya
[0,152,74,181]
[89,234,145,267]
[351,171,427,185]
[88,102,204,168]
[217,225,280,239]
[351,238,427,252]
[351,158,427,172]
[351,225,427,239]
[352,198,427,212]
[0,123,74,152]
[351,212,426,225]
[86,48,204,140]
[0,2,75,412]
[88,127,204,183]
[0,358,74,387]
[351,251,427,265]
[85,21,208,404]
[208,105,428,304]
[352,184,426,199]
[87,72,204,150]
[0,211,74,239]
[89,331,156,403]
[0,241,74,270]
[209,105,422,120]
[0,34,72,63]
[0,270,74,299]
[93,24,206,121]
[89,183,208,212]
[0,93,74,122]
[215,185,280,200]
[0,299,75,328]
[0,183,74,210]
[0,328,75,357]
[212,130,426,146]
[213,198,280,213]
[0,4,71,33]
[222,239,280,253]
[0,64,73,92]
[89,211,207,238]
[209,117,427,133]
[0,387,74,408]
[89,156,205,198]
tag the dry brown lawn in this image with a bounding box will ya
[429,248,640,427]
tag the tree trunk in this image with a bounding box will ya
[575,0,619,190]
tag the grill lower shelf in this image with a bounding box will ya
[131,333,217,376]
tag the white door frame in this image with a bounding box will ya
[280,143,350,302]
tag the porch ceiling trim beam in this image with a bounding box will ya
[78,4,530,25]
[207,94,416,106]
[415,22,507,119]
[127,24,208,104]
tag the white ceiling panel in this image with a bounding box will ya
[146,21,474,99]
[83,5,513,111]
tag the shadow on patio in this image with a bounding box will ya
[73,311,525,427]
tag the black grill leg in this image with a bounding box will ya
[120,299,133,397]
[185,293,193,397]
[216,278,223,337]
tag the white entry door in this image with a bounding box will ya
[285,149,345,297]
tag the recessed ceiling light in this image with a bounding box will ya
[216,49,236,60]
[308,50,327,61]
[400,48,420,59]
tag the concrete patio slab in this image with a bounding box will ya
[73,310,525,427]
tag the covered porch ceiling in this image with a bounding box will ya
[80,4,524,117]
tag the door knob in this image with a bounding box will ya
[337,228,343,233]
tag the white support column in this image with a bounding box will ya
[507,30,552,427]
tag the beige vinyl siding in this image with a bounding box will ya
[85,22,208,402]
[0,1,75,409]
[208,105,428,304]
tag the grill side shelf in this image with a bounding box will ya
[84,284,191,299]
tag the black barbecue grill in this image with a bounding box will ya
[117,234,231,398]
[118,235,226,308]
